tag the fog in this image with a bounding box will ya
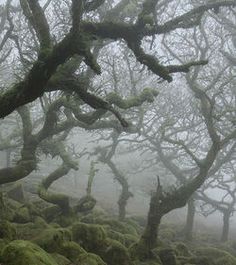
[0,0,236,264]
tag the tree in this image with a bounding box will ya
[1,0,234,118]
[95,130,133,221]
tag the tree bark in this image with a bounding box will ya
[136,178,162,260]
[221,211,230,242]
[184,197,195,241]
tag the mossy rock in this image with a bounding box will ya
[103,219,138,236]
[158,248,178,265]
[55,213,80,227]
[76,252,107,265]
[32,228,72,253]
[133,260,162,265]
[50,253,71,265]
[42,205,61,222]
[79,209,107,224]
[0,220,17,240]
[12,206,31,223]
[174,243,191,257]
[0,238,8,251]
[177,255,212,265]
[16,218,49,240]
[72,222,107,252]
[0,240,58,265]
[60,241,86,262]
[129,240,150,261]
[124,233,139,247]
[99,238,132,265]
[80,213,140,236]
[107,229,126,245]
[108,229,138,247]
[124,218,142,234]
[195,247,236,265]
[34,216,49,228]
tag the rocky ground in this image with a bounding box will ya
[0,188,236,265]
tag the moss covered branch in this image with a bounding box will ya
[38,163,71,213]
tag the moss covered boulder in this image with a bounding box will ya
[195,247,236,265]
[158,248,177,265]
[103,219,138,236]
[15,217,48,240]
[0,240,58,265]
[76,252,107,265]
[0,220,17,240]
[50,253,71,265]
[32,227,71,253]
[12,206,31,223]
[133,261,162,265]
[107,229,138,247]
[72,222,107,252]
[99,238,132,265]
[174,242,192,257]
[60,241,85,262]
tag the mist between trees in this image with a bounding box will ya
[0,1,236,265]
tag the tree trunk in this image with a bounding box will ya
[221,211,230,242]
[184,197,195,241]
[140,195,162,253]
[136,179,162,260]
[105,159,133,221]
[118,196,126,221]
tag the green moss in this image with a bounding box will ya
[79,210,107,224]
[74,195,97,213]
[133,260,162,265]
[32,228,71,253]
[72,222,107,252]
[76,252,107,265]
[102,218,138,236]
[0,220,17,240]
[0,238,8,252]
[34,216,49,228]
[124,233,139,247]
[13,206,31,223]
[54,212,80,227]
[129,240,150,261]
[174,242,191,257]
[215,256,236,265]
[0,240,58,265]
[179,256,213,265]
[107,229,126,245]
[142,15,154,25]
[100,238,132,265]
[41,205,61,222]
[195,247,236,265]
[60,241,85,262]
[16,218,49,240]
[106,88,158,109]
[124,218,142,234]
[50,253,71,265]
[158,248,177,265]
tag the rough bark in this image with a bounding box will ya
[221,211,230,242]
[136,177,162,260]
[184,197,195,241]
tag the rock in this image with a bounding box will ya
[0,240,58,265]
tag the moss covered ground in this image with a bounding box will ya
[0,195,236,265]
